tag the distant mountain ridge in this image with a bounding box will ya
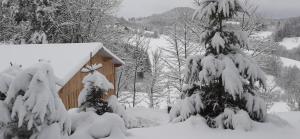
[130,7,195,31]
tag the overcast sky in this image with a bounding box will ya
[117,0,300,19]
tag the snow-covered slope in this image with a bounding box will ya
[268,102,291,113]
[147,35,170,62]
[279,37,300,50]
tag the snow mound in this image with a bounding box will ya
[108,96,139,129]
[279,37,300,50]
[232,110,253,131]
[69,110,127,139]
[265,114,291,127]
[126,108,169,128]
[268,102,291,113]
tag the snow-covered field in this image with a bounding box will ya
[126,108,300,139]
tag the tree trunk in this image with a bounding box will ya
[149,88,154,108]
[116,70,123,98]
[133,60,138,107]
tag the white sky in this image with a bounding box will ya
[117,0,300,19]
[117,0,194,18]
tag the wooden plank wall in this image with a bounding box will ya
[59,53,116,109]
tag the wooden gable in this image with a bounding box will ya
[59,52,117,109]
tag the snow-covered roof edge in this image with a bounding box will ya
[99,45,125,66]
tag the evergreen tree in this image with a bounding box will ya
[78,64,114,115]
[170,0,267,130]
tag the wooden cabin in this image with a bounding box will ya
[0,43,124,109]
[58,45,124,109]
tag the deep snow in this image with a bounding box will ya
[268,102,291,113]
[126,108,300,139]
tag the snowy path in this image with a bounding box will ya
[127,109,300,139]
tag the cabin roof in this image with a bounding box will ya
[0,43,125,86]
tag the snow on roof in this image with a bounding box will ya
[0,43,124,86]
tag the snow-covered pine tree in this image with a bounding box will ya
[170,0,267,130]
[78,64,114,115]
[2,62,70,139]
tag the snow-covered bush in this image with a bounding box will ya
[232,110,253,131]
[1,62,71,139]
[170,0,267,130]
[69,110,127,139]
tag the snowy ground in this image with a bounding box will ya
[268,102,291,113]
[126,108,300,139]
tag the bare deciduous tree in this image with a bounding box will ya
[147,49,165,108]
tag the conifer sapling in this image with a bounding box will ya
[78,63,114,115]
